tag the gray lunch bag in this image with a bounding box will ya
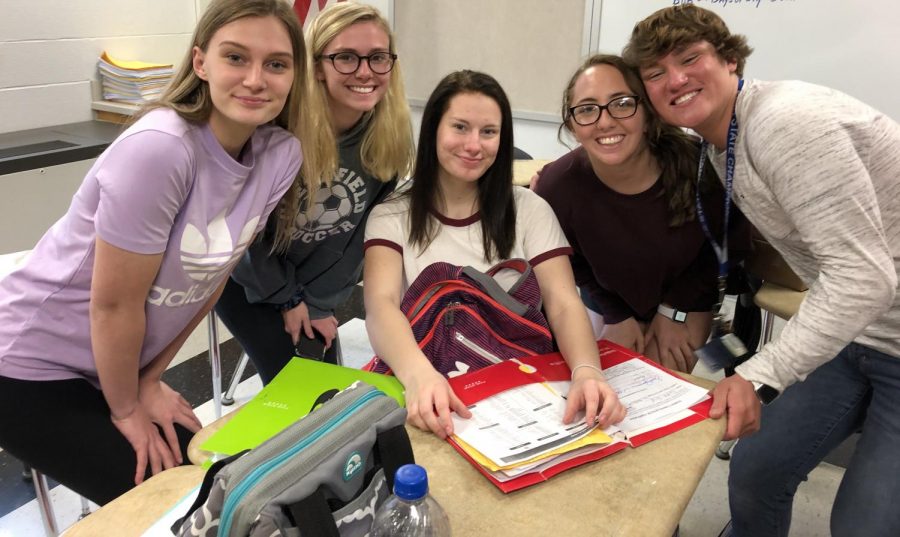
[173,381,413,537]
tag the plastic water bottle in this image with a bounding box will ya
[371,464,451,536]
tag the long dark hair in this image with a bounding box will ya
[559,54,712,226]
[406,70,516,261]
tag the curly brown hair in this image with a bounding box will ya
[558,54,708,227]
[623,4,753,77]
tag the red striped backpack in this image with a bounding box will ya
[367,259,554,377]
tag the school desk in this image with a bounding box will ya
[512,159,552,186]
[71,374,723,536]
[65,465,205,537]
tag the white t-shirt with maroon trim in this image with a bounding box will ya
[364,185,572,292]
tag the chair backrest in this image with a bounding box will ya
[746,231,808,322]
[744,233,807,292]
[513,146,532,160]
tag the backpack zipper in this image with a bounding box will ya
[421,303,546,358]
[408,282,550,337]
[218,388,384,536]
[444,301,460,325]
[454,331,503,363]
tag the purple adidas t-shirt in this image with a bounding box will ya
[0,108,300,384]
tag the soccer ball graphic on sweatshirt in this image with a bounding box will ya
[295,183,353,232]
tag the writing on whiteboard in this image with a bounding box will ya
[673,0,798,8]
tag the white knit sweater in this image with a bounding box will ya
[710,79,900,392]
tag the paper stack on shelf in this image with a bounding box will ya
[97,51,174,104]
[446,341,713,492]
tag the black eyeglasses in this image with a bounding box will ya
[568,95,640,126]
[319,51,397,75]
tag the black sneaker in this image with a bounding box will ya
[21,463,33,482]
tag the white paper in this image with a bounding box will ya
[451,382,594,468]
[603,360,709,435]
[337,317,375,370]
[619,407,702,438]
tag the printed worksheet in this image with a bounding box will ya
[603,359,709,434]
[451,382,595,468]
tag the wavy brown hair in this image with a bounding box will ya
[622,4,753,77]
[559,54,711,226]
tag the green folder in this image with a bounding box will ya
[200,357,405,457]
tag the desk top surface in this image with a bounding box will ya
[66,465,205,537]
[76,374,723,537]
[406,391,722,536]
[512,159,551,186]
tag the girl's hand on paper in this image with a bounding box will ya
[403,363,472,439]
[600,317,646,354]
[564,368,626,429]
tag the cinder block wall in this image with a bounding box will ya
[0,0,212,134]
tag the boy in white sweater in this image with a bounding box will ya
[625,5,900,537]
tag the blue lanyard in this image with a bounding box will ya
[696,78,743,314]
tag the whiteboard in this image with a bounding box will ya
[595,0,900,121]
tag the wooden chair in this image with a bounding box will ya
[715,237,807,460]
[744,235,808,345]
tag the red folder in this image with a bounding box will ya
[445,340,712,493]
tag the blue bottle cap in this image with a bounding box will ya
[393,464,428,500]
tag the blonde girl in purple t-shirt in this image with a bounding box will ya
[0,0,329,504]
[215,3,415,385]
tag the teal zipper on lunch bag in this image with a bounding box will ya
[218,388,384,536]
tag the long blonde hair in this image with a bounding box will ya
[139,0,331,252]
[305,2,414,186]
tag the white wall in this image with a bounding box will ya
[0,0,206,134]
[0,0,564,157]
[0,0,393,136]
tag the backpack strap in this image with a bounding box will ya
[488,259,542,304]
[376,424,415,492]
[405,283,447,319]
[460,265,529,316]
[170,450,248,534]
[486,258,529,276]
[288,489,342,537]
[285,424,414,536]
[309,388,340,413]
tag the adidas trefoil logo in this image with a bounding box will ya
[181,210,257,282]
[147,211,258,307]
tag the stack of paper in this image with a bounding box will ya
[446,341,713,492]
[97,51,174,104]
[450,373,614,481]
